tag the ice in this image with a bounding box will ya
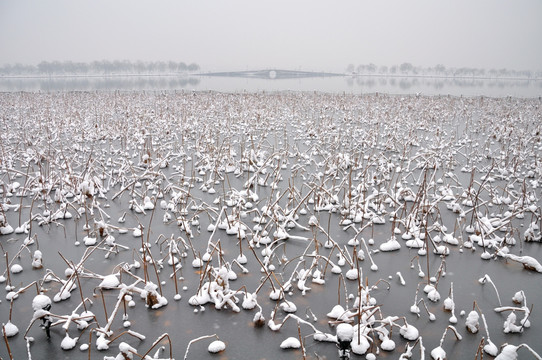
[1,91,541,359]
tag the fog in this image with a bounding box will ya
[1,0,541,73]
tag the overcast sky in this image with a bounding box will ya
[1,0,541,73]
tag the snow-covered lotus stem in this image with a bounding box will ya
[410,282,422,316]
[399,336,425,360]
[431,325,462,360]
[478,274,502,306]
[417,298,436,321]
[139,333,173,359]
[494,343,542,360]
[477,312,498,356]
[360,236,378,271]
[443,282,457,323]
[494,304,533,333]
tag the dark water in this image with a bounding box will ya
[1,74,541,98]
[1,92,541,359]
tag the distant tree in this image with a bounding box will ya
[399,62,413,74]
[356,65,365,74]
[378,66,388,74]
[53,61,66,74]
[346,64,355,73]
[435,64,446,74]
[1,64,13,75]
[389,66,397,74]
[168,61,178,72]
[157,61,167,73]
[367,63,377,74]
[135,60,146,74]
[187,63,199,72]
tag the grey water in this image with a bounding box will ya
[1,74,541,98]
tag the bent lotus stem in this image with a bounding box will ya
[140,333,173,359]
[478,274,502,307]
[516,343,542,359]
[183,334,219,360]
[104,329,146,349]
[297,322,306,360]
[439,325,462,348]
[475,337,485,360]
[417,298,435,320]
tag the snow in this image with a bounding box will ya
[495,344,519,360]
[327,304,347,320]
[379,237,401,251]
[10,263,23,274]
[2,321,19,337]
[279,300,297,313]
[427,288,441,302]
[380,336,395,351]
[2,91,542,360]
[83,235,97,246]
[208,340,226,353]
[0,224,14,235]
[399,324,419,341]
[32,250,43,268]
[345,268,360,280]
[465,310,479,333]
[99,274,120,289]
[280,337,301,349]
[119,341,137,355]
[512,291,524,304]
[484,341,499,356]
[336,323,354,342]
[503,254,542,272]
[431,346,446,360]
[61,334,78,350]
[32,294,52,311]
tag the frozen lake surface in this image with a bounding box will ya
[1,74,541,98]
[1,91,542,359]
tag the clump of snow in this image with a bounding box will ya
[379,237,401,251]
[99,274,120,289]
[32,250,43,269]
[10,263,23,274]
[60,334,78,350]
[280,337,301,349]
[2,321,19,337]
[32,294,52,311]
[336,323,354,343]
[465,310,479,333]
[208,340,226,353]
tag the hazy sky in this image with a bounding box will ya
[1,0,541,72]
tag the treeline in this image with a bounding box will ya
[346,63,541,79]
[0,60,200,76]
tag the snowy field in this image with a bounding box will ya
[1,91,542,359]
